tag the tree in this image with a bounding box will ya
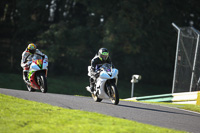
[1,0,200,88]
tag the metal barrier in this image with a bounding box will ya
[124,91,200,105]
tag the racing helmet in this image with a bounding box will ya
[27,43,36,54]
[98,48,109,61]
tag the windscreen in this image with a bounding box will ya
[32,54,43,61]
[101,63,112,72]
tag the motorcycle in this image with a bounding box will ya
[25,54,48,93]
[86,63,119,105]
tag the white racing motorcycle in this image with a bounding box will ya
[25,54,48,93]
[86,63,119,105]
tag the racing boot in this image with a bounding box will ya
[86,82,94,93]
[23,71,29,83]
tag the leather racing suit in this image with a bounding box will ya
[21,48,45,81]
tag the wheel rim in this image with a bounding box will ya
[40,86,44,92]
[40,80,45,92]
[40,75,46,93]
[110,86,116,103]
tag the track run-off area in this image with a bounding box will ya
[0,88,200,133]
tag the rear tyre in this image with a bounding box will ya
[110,84,119,105]
[91,93,102,102]
[40,73,48,93]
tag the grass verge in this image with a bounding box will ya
[0,73,171,99]
[0,94,186,133]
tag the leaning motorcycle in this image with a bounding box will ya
[25,54,48,93]
[86,63,119,105]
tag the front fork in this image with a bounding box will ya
[37,75,41,86]
[105,79,116,97]
[105,83,111,97]
[36,70,47,85]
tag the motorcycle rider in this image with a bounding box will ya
[21,43,45,83]
[87,48,114,93]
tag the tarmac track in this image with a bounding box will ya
[0,88,200,133]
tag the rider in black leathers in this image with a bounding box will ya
[87,48,113,93]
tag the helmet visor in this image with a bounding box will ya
[29,49,36,54]
[101,52,109,60]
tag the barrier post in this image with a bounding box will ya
[131,75,141,97]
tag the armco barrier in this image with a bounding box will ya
[124,91,200,105]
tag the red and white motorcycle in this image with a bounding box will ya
[25,54,48,93]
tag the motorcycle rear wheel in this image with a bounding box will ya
[110,84,119,105]
[91,93,102,102]
[40,73,48,93]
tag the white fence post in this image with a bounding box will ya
[131,75,141,97]
[172,23,181,93]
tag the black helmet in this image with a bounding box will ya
[98,48,109,61]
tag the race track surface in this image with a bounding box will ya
[0,88,200,133]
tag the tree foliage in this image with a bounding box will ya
[1,0,200,87]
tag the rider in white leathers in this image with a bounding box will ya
[21,43,45,82]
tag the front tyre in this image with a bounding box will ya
[40,72,48,93]
[110,84,119,105]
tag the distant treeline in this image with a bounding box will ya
[1,0,200,87]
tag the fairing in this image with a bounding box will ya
[28,54,48,90]
[94,63,118,99]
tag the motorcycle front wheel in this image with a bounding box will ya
[109,84,119,105]
[39,72,48,93]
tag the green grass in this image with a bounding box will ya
[0,73,26,90]
[0,73,171,99]
[0,94,186,133]
[0,73,90,96]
